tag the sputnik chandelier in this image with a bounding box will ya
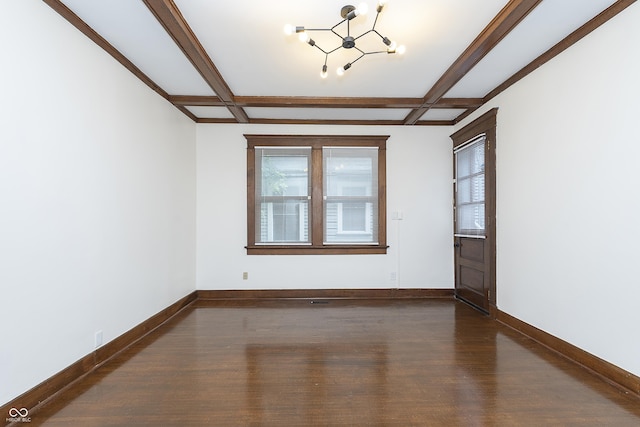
[284,1,405,78]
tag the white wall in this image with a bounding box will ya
[196,124,454,290]
[454,3,640,376]
[0,1,196,405]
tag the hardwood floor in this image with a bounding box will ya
[23,299,640,426]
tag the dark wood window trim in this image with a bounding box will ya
[246,135,388,255]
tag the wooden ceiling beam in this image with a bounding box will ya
[170,96,483,110]
[234,97,423,109]
[142,0,248,123]
[169,96,227,107]
[196,118,453,126]
[403,0,542,125]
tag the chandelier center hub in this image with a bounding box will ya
[342,36,356,49]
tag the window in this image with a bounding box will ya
[246,135,388,255]
[454,135,485,236]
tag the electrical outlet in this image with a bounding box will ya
[94,330,103,349]
[242,272,248,280]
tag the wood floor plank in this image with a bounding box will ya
[24,300,640,426]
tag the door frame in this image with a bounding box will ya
[451,108,497,317]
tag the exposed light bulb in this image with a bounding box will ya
[388,41,397,51]
[283,24,294,36]
[337,66,345,76]
[357,2,369,15]
[337,62,352,75]
[298,32,309,43]
[396,44,406,55]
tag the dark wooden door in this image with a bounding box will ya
[451,110,497,315]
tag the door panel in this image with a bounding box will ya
[459,238,484,263]
[455,237,489,312]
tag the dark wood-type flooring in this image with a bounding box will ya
[22,299,640,426]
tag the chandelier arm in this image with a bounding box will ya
[350,51,367,65]
[354,29,374,41]
[371,11,382,31]
[363,50,390,55]
[326,45,344,55]
[312,44,331,55]
[331,28,345,40]
[304,28,335,33]
[331,19,348,32]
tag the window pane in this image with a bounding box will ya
[457,203,485,233]
[255,147,310,244]
[455,137,485,235]
[323,147,378,244]
[260,150,309,197]
[258,200,309,243]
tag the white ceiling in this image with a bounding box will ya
[52,0,623,124]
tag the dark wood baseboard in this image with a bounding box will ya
[497,309,640,397]
[196,288,454,301]
[1,291,198,420]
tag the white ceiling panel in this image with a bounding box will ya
[61,0,215,96]
[244,107,413,121]
[184,106,235,119]
[446,0,618,98]
[420,109,467,121]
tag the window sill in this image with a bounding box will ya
[245,245,389,255]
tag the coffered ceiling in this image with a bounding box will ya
[43,0,635,125]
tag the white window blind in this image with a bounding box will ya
[323,147,378,244]
[255,147,311,244]
[455,136,485,237]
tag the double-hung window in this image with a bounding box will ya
[246,135,388,255]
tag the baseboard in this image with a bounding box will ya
[1,291,198,420]
[196,288,454,301]
[496,309,640,398]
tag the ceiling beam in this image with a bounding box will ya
[169,96,227,107]
[196,118,453,126]
[170,96,483,110]
[142,0,249,123]
[403,0,543,125]
[235,97,423,109]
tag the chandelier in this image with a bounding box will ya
[284,1,406,78]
